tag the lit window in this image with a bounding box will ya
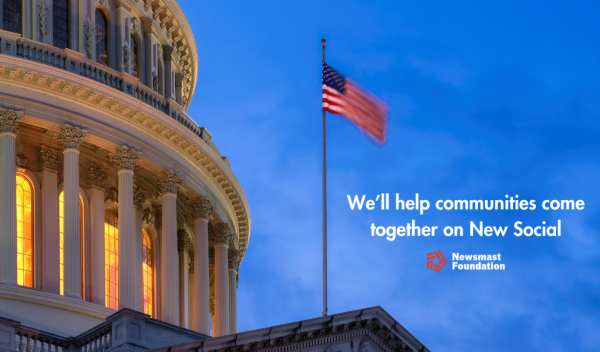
[16,175,33,287]
[59,191,84,295]
[2,0,22,34]
[142,229,153,316]
[105,208,118,309]
[95,9,108,65]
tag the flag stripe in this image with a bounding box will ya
[322,63,388,144]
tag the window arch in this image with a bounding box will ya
[105,208,118,310]
[142,229,153,317]
[95,9,108,65]
[132,33,139,78]
[53,0,69,49]
[59,191,84,295]
[2,0,22,34]
[16,175,33,287]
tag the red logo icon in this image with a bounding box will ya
[427,250,447,272]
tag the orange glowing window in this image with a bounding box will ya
[142,229,153,317]
[105,208,118,310]
[16,175,33,287]
[59,191,84,295]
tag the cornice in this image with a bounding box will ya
[146,318,422,352]
[0,59,251,261]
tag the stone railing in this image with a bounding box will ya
[0,309,208,352]
[0,317,113,352]
[2,35,225,164]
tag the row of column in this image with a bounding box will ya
[0,108,240,336]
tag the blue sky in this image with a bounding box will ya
[179,1,600,351]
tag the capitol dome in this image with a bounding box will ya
[0,0,250,338]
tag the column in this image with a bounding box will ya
[87,163,107,305]
[110,145,141,309]
[0,108,22,286]
[133,185,146,313]
[56,124,87,299]
[156,170,183,325]
[212,224,232,336]
[178,231,190,328]
[186,197,214,334]
[163,48,175,101]
[188,257,194,329]
[228,249,240,334]
[39,145,60,292]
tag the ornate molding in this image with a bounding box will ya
[39,145,60,172]
[87,162,107,189]
[154,206,162,229]
[228,249,240,270]
[83,17,94,57]
[0,107,23,134]
[16,152,27,169]
[177,230,191,252]
[56,123,87,150]
[110,145,141,171]
[131,17,140,32]
[142,207,156,227]
[107,188,118,203]
[156,170,182,195]
[0,65,251,263]
[211,223,232,246]
[133,184,146,210]
[105,207,118,226]
[122,41,131,74]
[186,197,214,220]
[152,70,158,91]
[38,2,48,36]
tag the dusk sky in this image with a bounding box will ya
[179,1,600,351]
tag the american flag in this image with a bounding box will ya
[322,63,388,145]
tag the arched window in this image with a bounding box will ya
[2,0,22,34]
[132,33,139,78]
[16,175,33,287]
[53,0,69,49]
[95,9,108,65]
[105,208,118,310]
[59,191,84,295]
[142,229,153,316]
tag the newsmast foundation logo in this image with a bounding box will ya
[427,251,506,272]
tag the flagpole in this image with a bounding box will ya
[321,38,328,317]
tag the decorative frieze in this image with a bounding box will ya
[87,163,107,189]
[211,223,232,245]
[39,145,60,171]
[156,170,183,195]
[228,249,240,270]
[133,184,146,210]
[110,145,141,171]
[0,108,23,134]
[186,197,214,220]
[56,123,87,150]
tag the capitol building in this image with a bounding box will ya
[0,0,429,351]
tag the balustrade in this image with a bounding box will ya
[5,37,223,160]
[12,321,112,352]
